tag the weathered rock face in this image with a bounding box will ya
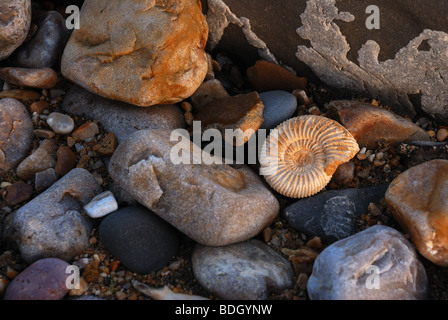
[0,0,31,61]
[385,159,448,266]
[328,100,430,149]
[62,86,186,143]
[0,98,34,175]
[307,225,428,300]
[2,168,102,264]
[207,0,448,122]
[61,0,209,107]
[108,129,279,246]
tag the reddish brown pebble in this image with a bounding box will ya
[83,263,100,283]
[247,60,307,92]
[72,122,99,142]
[5,181,33,206]
[30,100,50,114]
[262,227,273,243]
[437,128,448,142]
[93,132,117,156]
[357,153,367,161]
[0,89,40,104]
[55,146,77,176]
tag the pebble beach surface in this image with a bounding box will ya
[1,0,448,302]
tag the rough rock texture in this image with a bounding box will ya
[11,11,67,69]
[307,225,428,300]
[3,258,70,300]
[0,0,31,61]
[0,98,34,175]
[328,100,430,149]
[283,185,389,243]
[108,129,279,246]
[61,0,209,107]
[0,67,58,89]
[99,206,179,274]
[62,86,186,143]
[385,159,448,266]
[208,0,448,122]
[192,240,294,300]
[2,168,102,264]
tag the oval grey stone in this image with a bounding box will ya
[307,225,428,300]
[192,239,294,300]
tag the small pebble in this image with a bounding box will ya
[72,122,99,142]
[47,112,75,134]
[35,168,58,193]
[84,191,118,218]
[259,90,297,129]
[437,128,448,142]
[33,129,55,139]
[3,258,70,300]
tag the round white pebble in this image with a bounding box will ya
[47,112,75,134]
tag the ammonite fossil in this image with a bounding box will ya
[259,115,359,198]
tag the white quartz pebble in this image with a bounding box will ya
[84,191,118,218]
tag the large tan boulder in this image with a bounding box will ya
[61,0,208,107]
[386,159,448,266]
[108,129,280,246]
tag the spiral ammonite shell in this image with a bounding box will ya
[259,115,359,198]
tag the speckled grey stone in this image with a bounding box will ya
[62,85,186,143]
[307,225,428,300]
[2,168,102,263]
[192,239,294,300]
[0,98,34,175]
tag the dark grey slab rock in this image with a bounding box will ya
[99,206,180,275]
[283,185,389,243]
[62,86,186,143]
[2,168,102,264]
[11,11,67,69]
[307,225,428,300]
[192,239,294,300]
[208,0,448,123]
